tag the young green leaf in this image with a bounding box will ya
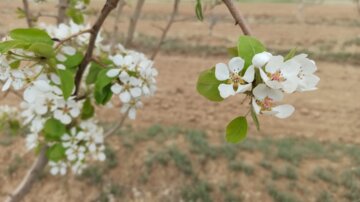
[27,43,55,58]
[227,46,238,57]
[67,8,85,24]
[57,69,75,100]
[195,0,204,21]
[284,48,297,61]
[94,69,114,105]
[63,52,83,70]
[81,98,95,120]
[86,63,102,84]
[226,116,248,143]
[196,67,224,102]
[251,108,260,131]
[46,143,66,162]
[9,60,21,69]
[0,40,30,53]
[10,28,54,45]
[43,118,66,141]
[237,36,266,69]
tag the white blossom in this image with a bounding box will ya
[215,57,254,98]
[49,161,67,176]
[252,84,295,119]
[291,54,320,92]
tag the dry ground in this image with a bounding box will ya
[0,1,359,202]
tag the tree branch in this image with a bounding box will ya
[111,0,127,49]
[151,0,180,60]
[74,0,120,97]
[104,110,129,138]
[5,146,49,202]
[221,0,252,36]
[57,0,69,25]
[54,29,92,49]
[22,0,33,28]
[125,0,146,47]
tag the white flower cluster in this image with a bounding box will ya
[49,120,106,175]
[106,45,158,120]
[0,19,158,176]
[215,52,319,119]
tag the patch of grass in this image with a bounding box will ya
[259,160,273,170]
[228,161,254,176]
[181,180,213,202]
[340,169,360,201]
[6,155,23,176]
[268,185,299,202]
[272,166,298,180]
[108,182,124,198]
[312,168,338,186]
[144,147,193,176]
[104,145,118,170]
[343,37,360,47]
[185,130,218,159]
[168,147,193,176]
[79,166,103,186]
[316,191,333,202]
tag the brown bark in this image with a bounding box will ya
[221,0,252,36]
[151,0,180,60]
[5,146,49,202]
[57,0,69,25]
[22,0,33,27]
[125,0,146,47]
[74,0,120,96]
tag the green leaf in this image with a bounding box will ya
[227,46,238,57]
[95,83,113,105]
[195,0,204,21]
[94,69,114,105]
[86,63,102,84]
[10,28,53,45]
[251,108,260,131]
[63,52,83,71]
[196,67,224,102]
[43,118,66,141]
[27,43,55,58]
[9,60,21,69]
[237,36,266,69]
[46,143,66,162]
[284,48,297,61]
[57,69,75,100]
[226,116,248,143]
[81,98,95,120]
[0,40,30,53]
[67,8,84,24]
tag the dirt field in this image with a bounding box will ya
[0,1,359,202]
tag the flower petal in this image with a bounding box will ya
[110,83,122,94]
[236,83,252,94]
[119,91,131,103]
[252,98,261,114]
[106,69,121,78]
[228,57,245,73]
[130,87,142,97]
[252,84,268,100]
[218,83,235,99]
[252,51,272,68]
[273,104,295,119]
[215,63,229,81]
[242,65,255,83]
[265,56,283,73]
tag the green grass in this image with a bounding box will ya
[272,166,298,180]
[268,185,300,202]
[181,180,213,202]
[312,168,339,185]
[6,155,23,176]
[79,166,104,186]
[228,161,255,176]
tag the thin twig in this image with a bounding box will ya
[57,0,69,25]
[5,145,49,202]
[151,0,180,60]
[22,0,33,28]
[125,0,146,47]
[111,0,127,49]
[54,29,92,49]
[104,110,129,138]
[221,0,252,36]
[74,0,120,97]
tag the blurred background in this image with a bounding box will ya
[0,0,359,201]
